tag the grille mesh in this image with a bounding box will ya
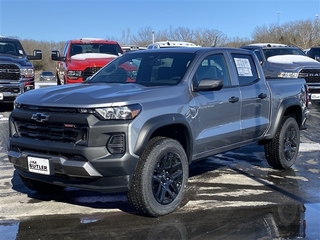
[83,67,101,80]
[13,118,88,143]
[299,69,320,84]
[0,64,20,80]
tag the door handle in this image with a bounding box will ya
[229,96,239,103]
[258,93,267,99]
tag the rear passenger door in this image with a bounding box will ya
[190,52,241,157]
[230,53,271,141]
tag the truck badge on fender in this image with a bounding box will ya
[31,113,49,122]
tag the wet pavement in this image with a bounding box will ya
[0,103,319,240]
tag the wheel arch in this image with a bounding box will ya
[259,98,303,144]
[134,114,193,163]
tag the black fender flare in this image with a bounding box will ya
[264,97,303,140]
[134,114,193,161]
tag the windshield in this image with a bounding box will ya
[41,71,54,76]
[70,43,122,56]
[0,40,25,56]
[263,47,306,58]
[87,52,195,86]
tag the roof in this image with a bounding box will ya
[246,43,289,47]
[126,47,247,55]
[147,41,200,49]
[0,36,20,42]
[68,38,119,44]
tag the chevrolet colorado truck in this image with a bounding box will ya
[51,38,123,85]
[0,36,42,103]
[8,47,308,217]
[241,43,320,104]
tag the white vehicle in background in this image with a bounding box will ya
[147,41,200,49]
[121,45,147,52]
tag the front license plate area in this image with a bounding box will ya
[27,156,50,175]
[311,93,320,100]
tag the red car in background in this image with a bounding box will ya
[51,38,126,85]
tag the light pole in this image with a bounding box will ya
[152,30,154,44]
[277,11,281,27]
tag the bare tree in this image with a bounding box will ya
[131,26,155,47]
[106,28,132,45]
[223,37,252,48]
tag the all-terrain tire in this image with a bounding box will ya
[19,174,65,193]
[264,117,300,169]
[127,137,189,217]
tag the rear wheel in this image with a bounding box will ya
[127,137,188,217]
[19,174,65,193]
[265,117,300,169]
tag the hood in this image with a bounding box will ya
[68,53,118,68]
[0,55,33,67]
[267,55,320,67]
[16,83,181,108]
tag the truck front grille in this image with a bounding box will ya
[0,64,20,80]
[299,69,320,84]
[308,88,320,94]
[13,118,88,144]
[0,86,21,93]
[83,67,101,80]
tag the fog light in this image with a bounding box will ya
[107,134,125,154]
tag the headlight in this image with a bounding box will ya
[20,68,34,78]
[14,100,21,109]
[278,72,299,78]
[78,104,142,120]
[67,70,82,79]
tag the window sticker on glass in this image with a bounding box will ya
[234,58,253,76]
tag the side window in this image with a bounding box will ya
[62,43,69,57]
[232,53,259,86]
[253,49,262,62]
[195,53,230,87]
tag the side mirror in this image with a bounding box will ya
[27,49,42,60]
[51,50,65,61]
[315,55,320,61]
[193,79,223,92]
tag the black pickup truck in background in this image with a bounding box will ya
[241,43,320,105]
[0,36,42,103]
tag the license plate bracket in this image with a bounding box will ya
[27,156,50,175]
[311,93,320,100]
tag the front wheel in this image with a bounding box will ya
[127,137,189,217]
[264,117,300,169]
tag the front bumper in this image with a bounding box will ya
[0,83,22,103]
[308,85,320,102]
[0,80,35,103]
[8,148,138,193]
[8,110,139,193]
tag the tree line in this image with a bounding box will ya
[16,18,320,72]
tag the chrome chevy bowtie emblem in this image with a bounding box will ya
[31,113,49,122]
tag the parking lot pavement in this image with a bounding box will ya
[0,105,319,239]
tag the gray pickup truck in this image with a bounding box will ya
[8,47,308,217]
